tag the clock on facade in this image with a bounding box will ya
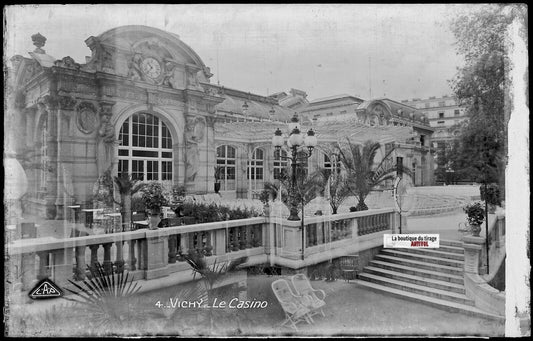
[140,57,162,79]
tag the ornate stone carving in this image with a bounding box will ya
[54,56,81,71]
[20,60,41,85]
[58,96,77,110]
[76,102,98,134]
[31,33,47,54]
[96,101,118,177]
[127,53,144,81]
[183,115,206,183]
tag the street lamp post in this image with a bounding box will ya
[272,113,318,221]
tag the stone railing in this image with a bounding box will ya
[268,208,398,269]
[462,213,506,317]
[7,208,399,294]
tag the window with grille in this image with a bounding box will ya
[247,148,264,190]
[323,153,341,174]
[273,149,288,180]
[118,113,173,181]
[216,145,236,191]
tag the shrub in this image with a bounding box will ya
[480,183,501,206]
[141,182,169,212]
[463,201,485,226]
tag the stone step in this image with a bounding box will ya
[436,244,465,255]
[399,248,465,261]
[363,266,466,294]
[355,280,504,322]
[358,273,474,306]
[440,239,463,248]
[381,249,464,268]
[369,260,464,284]
[374,254,463,275]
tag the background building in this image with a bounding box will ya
[401,96,469,184]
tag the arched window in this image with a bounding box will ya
[118,113,173,181]
[216,145,236,191]
[273,149,288,180]
[247,148,264,191]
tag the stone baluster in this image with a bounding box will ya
[36,251,49,280]
[246,225,253,248]
[89,245,99,274]
[168,235,177,263]
[137,239,146,270]
[102,243,113,274]
[255,224,263,246]
[240,226,247,249]
[180,233,189,258]
[74,246,86,280]
[21,253,37,290]
[115,241,125,273]
[128,240,137,271]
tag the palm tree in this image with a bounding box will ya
[264,166,326,217]
[182,252,248,333]
[113,173,145,231]
[336,139,411,211]
[317,168,352,214]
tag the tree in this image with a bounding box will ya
[263,166,326,217]
[113,173,145,231]
[317,168,351,214]
[449,4,524,196]
[336,139,411,211]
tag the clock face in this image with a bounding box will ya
[140,57,162,79]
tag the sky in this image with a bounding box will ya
[4,4,476,102]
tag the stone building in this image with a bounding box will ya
[6,25,434,220]
[402,95,469,183]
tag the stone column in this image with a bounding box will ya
[55,95,78,220]
[40,96,58,219]
[213,229,226,256]
[462,236,485,275]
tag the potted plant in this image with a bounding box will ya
[480,183,501,214]
[141,182,169,230]
[214,166,223,193]
[170,184,187,217]
[258,189,271,216]
[463,201,485,237]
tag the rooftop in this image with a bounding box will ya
[215,117,416,144]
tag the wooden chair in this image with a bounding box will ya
[338,255,360,282]
[271,279,314,331]
[291,273,326,317]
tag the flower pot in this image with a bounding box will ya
[149,213,161,230]
[470,224,482,237]
[214,182,221,193]
[263,204,270,217]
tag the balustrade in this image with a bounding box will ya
[8,210,395,291]
[357,213,391,236]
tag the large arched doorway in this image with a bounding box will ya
[117,112,173,181]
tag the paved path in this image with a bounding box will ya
[407,211,499,241]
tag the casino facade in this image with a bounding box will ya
[5,25,435,220]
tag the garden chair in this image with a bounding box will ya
[338,255,360,282]
[271,279,314,331]
[290,273,326,318]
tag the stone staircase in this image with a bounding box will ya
[356,239,504,321]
